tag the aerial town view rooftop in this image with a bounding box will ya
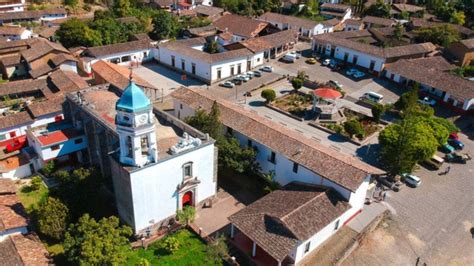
[0,0,472,265]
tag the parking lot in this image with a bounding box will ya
[345,124,474,265]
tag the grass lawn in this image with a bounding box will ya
[17,181,49,210]
[126,229,220,266]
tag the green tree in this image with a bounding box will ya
[206,234,228,265]
[291,78,303,93]
[261,88,276,103]
[64,0,78,11]
[63,214,132,265]
[37,197,69,241]
[379,118,438,175]
[56,18,102,48]
[393,23,403,41]
[218,137,259,174]
[343,119,364,139]
[363,0,391,18]
[30,176,43,191]
[204,40,219,54]
[307,0,319,15]
[205,101,222,139]
[394,86,418,113]
[414,25,460,47]
[451,11,465,25]
[42,161,55,176]
[137,258,151,266]
[150,10,179,40]
[371,103,385,122]
[114,0,131,17]
[176,206,196,225]
[162,236,180,254]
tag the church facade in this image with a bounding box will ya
[64,82,217,235]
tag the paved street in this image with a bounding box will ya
[345,129,474,265]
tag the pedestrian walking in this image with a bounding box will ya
[446,166,451,174]
[416,257,420,266]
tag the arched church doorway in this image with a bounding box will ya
[182,191,193,207]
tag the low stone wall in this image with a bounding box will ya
[266,103,305,122]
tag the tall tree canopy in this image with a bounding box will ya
[150,10,179,40]
[56,18,102,48]
[414,24,460,47]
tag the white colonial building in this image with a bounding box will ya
[258,12,337,37]
[64,82,217,234]
[171,87,385,265]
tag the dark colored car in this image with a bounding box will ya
[448,138,464,150]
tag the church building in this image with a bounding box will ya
[63,81,218,235]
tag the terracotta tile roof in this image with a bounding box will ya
[0,236,23,265]
[0,53,21,66]
[0,193,28,231]
[460,38,474,49]
[322,18,341,27]
[26,96,63,118]
[258,12,319,29]
[91,60,155,90]
[344,19,363,26]
[0,112,33,130]
[313,32,435,58]
[159,37,254,64]
[172,87,385,191]
[392,3,424,13]
[0,178,16,194]
[239,30,298,53]
[362,16,394,27]
[0,26,27,35]
[0,39,30,55]
[321,3,351,12]
[83,39,152,58]
[50,53,77,66]
[194,5,224,17]
[49,69,88,93]
[153,0,173,7]
[385,57,474,102]
[187,25,217,37]
[0,153,31,172]
[36,127,81,146]
[10,234,50,265]
[229,182,350,261]
[213,14,269,38]
[20,38,69,63]
[0,7,66,21]
[37,26,59,39]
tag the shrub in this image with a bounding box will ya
[42,161,55,176]
[30,176,43,191]
[37,197,69,241]
[176,206,196,225]
[261,89,276,103]
[371,103,385,122]
[291,78,303,92]
[162,236,180,254]
[344,119,364,138]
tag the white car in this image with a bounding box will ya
[418,97,436,107]
[245,71,255,78]
[235,75,249,82]
[260,66,273,72]
[402,173,421,187]
[288,51,301,58]
[353,71,366,79]
[322,59,331,66]
[220,81,235,88]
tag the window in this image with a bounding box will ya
[126,136,133,157]
[269,151,276,164]
[293,162,298,173]
[180,104,183,109]
[230,65,235,76]
[143,51,148,57]
[181,59,185,71]
[369,60,376,71]
[74,138,83,144]
[352,55,358,65]
[0,134,5,141]
[191,63,196,75]
[141,136,149,155]
[51,145,60,151]
[54,115,63,122]
[111,58,120,64]
[183,162,193,179]
[9,131,16,138]
[334,220,340,230]
[217,68,222,79]
[121,55,131,62]
[237,64,242,74]
[304,242,310,253]
[247,139,252,147]
[171,56,175,67]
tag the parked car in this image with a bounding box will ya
[235,75,249,82]
[353,71,366,79]
[447,138,464,150]
[418,97,436,107]
[232,78,242,85]
[329,60,338,69]
[449,132,459,140]
[345,68,357,76]
[445,152,471,164]
[306,58,317,64]
[288,51,301,59]
[260,66,273,72]
[422,154,444,170]
[402,173,421,187]
[440,143,455,154]
[362,91,384,103]
[322,59,331,66]
[328,80,343,89]
[283,53,297,63]
[253,70,262,77]
[375,175,401,192]
[245,72,254,79]
[220,81,235,88]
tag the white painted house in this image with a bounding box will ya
[320,3,352,22]
[65,82,218,235]
[0,26,31,41]
[171,87,385,265]
[79,39,155,76]
[0,8,67,25]
[0,0,25,13]
[258,12,335,37]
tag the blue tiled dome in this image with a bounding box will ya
[116,81,151,113]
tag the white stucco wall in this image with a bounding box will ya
[0,163,32,179]
[0,124,29,141]
[84,48,152,74]
[129,143,216,233]
[59,61,78,73]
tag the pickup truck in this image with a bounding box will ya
[418,97,436,106]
